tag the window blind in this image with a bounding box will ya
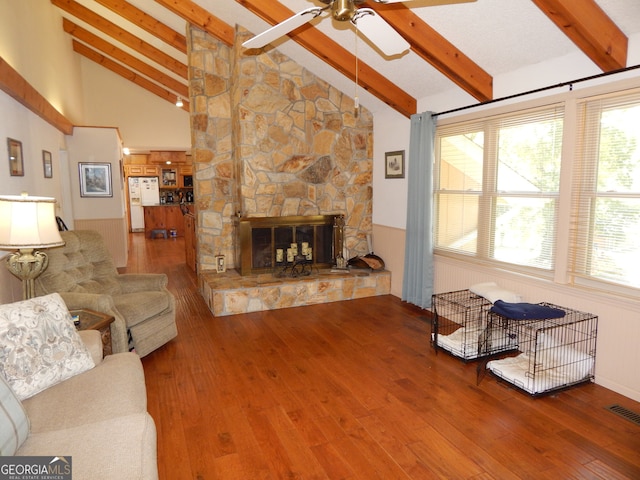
[570,89,640,290]
[435,104,564,272]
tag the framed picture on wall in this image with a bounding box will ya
[43,150,53,178]
[385,150,405,179]
[7,138,24,176]
[79,162,112,197]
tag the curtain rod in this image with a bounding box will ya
[432,64,640,118]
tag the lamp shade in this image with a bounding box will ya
[0,194,65,249]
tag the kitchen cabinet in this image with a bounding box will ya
[143,205,184,237]
[161,168,177,187]
[149,151,186,164]
[179,165,193,189]
[125,165,159,176]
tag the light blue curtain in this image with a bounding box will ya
[402,112,436,309]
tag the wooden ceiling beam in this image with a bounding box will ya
[531,0,627,71]
[153,0,235,47]
[365,1,492,102]
[236,0,417,118]
[93,0,187,53]
[51,0,187,78]
[72,40,190,112]
[63,18,188,98]
[0,56,74,135]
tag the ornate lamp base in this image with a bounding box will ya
[5,248,49,300]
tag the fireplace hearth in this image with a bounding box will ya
[237,214,343,276]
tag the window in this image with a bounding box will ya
[435,105,564,272]
[570,90,640,290]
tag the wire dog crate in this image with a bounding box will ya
[432,290,517,361]
[485,303,598,396]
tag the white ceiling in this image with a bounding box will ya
[67,0,640,115]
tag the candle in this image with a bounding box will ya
[301,242,309,255]
[287,248,294,262]
[276,249,284,263]
[290,243,298,256]
[306,247,312,261]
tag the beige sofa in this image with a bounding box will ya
[0,293,158,479]
[35,230,177,357]
[18,332,158,479]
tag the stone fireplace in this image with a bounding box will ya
[187,25,390,315]
[189,24,373,271]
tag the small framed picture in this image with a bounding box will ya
[215,255,226,273]
[7,138,24,176]
[79,162,113,197]
[385,150,405,179]
[43,150,53,178]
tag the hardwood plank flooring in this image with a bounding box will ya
[124,233,640,480]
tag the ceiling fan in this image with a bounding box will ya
[242,0,476,57]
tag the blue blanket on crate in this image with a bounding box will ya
[490,300,565,320]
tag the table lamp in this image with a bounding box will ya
[0,193,65,300]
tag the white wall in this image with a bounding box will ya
[79,59,191,151]
[0,0,79,205]
[371,108,410,298]
[372,108,411,229]
[0,0,85,123]
[0,92,68,200]
[0,0,191,152]
[65,127,125,219]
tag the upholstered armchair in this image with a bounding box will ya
[35,230,177,357]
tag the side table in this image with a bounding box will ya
[69,308,115,357]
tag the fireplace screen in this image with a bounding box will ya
[238,215,340,275]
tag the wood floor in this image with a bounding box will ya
[124,233,640,480]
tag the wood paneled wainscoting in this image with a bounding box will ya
[123,233,640,480]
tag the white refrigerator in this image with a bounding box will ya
[128,177,160,231]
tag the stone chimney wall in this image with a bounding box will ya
[189,25,374,273]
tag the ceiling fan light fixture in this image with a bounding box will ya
[333,0,357,21]
[352,9,410,56]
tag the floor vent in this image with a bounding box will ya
[606,404,640,426]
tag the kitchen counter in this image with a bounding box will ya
[143,204,185,237]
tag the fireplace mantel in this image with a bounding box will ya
[237,214,342,276]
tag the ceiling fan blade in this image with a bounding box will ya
[372,0,476,5]
[242,7,324,49]
[351,9,410,56]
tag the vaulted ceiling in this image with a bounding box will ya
[49,0,640,119]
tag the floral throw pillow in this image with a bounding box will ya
[0,293,95,400]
